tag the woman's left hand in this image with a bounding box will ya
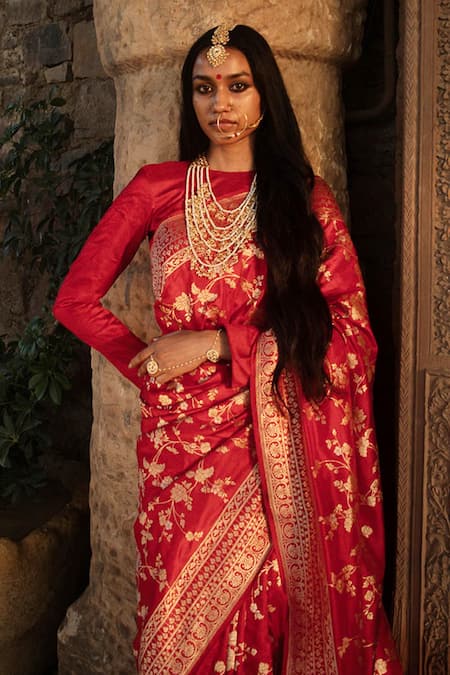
[128,329,228,385]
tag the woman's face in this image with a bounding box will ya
[192,47,261,147]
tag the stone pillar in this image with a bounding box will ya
[57,2,367,673]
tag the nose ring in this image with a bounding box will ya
[216,111,249,138]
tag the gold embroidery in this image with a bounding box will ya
[150,193,264,302]
[138,467,270,674]
[255,331,338,674]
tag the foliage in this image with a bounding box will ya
[1,96,114,298]
[0,319,74,502]
[0,95,113,503]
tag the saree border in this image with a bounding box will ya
[253,331,338,674]
[138,466,271,674]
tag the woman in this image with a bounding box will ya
[54,24,402,675]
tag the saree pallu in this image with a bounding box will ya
[133,174,402,674]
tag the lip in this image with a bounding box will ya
[209,118,236,126]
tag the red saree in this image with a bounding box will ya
[54,161,402,674]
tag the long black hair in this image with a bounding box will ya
[180,25,332,400]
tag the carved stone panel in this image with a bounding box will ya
[423,373,450,674]
[395,1,450,673]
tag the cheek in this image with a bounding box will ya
[192,98,207,122]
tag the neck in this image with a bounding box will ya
[206,138,255,172]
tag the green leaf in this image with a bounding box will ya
[0,444,12,467]
[48,379,62,405]
[29,372,45,388]
[33,374,48,400]
[2,411,15,435]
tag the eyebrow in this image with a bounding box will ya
[192,71,252,81]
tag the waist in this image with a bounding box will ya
[139,362,249,433]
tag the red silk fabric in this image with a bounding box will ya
[54,163,402,674]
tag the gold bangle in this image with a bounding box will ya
[205,328,222,363]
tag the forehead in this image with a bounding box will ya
[192,47,253,78]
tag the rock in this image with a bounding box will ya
[45,61,72,82]
[73,20,106,79]
[0,69,21,86]
[0,479,90,675]
[6,0,47,26]
[53,0,93,16]
[24,22,72,69]
[3,29,19,49]
[73,78,115,140]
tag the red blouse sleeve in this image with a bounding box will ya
[53,166,154,387]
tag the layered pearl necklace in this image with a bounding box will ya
[184,155,257,274]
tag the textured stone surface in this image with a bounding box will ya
[45,60,71,81]
[0,251,48,337]
[57,1,366,672]
[73,78,115,139]
[0,480,89,675]
[7,0,47,25]
[52,0,86,16]
[94,0,367,73]
[394,1,450,668]
[24,21,72,68]
[73,20,106,78]
[0,68,21,86]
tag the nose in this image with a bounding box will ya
[211,87,232,112]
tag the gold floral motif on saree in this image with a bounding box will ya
[150,191,263,298]
[138,467,271,674]
[254,331,338,675]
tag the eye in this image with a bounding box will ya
[230,81,250,93]
[195,83,213,95]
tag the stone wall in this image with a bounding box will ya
[0,0,115,338]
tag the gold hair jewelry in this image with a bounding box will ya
[146,355,159,376]
[206,24,235,68]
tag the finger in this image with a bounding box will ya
[129,348,154,369]
[155,372,171,385]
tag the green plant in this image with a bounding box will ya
[0,319,75,502]
[0,95,113,503]
[1,96,113,298]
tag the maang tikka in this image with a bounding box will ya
[206,24,236,68]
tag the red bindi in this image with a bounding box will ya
[216,74,222,80]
